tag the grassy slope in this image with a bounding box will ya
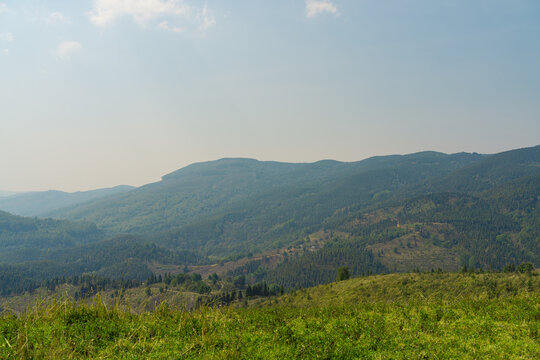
[0,272,538,359]
[0,283,202,315]
[254,271,540,307]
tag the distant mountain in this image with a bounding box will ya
[426,145,540,193]
[145,145,538,271]
[48,158,351,233]
[31,146,540,264]
[0,191,19,198]
[0,185,134,217]
[50,152,483,235]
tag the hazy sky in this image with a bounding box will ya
[1,0,539,192]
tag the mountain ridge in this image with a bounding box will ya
[49,150,488,234]
[0,185,135,217]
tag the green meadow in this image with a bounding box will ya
[1,272,538,359]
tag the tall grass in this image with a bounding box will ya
[1,273,539,359]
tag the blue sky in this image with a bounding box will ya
[1,0,539,191]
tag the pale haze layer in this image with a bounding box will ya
[1,0,539,192]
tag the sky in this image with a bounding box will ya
[1,0,539,192]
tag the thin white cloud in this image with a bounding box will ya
[305,0,338,18]
[46,12,71,25]
[2,49,8,55]
[158,21,183,33]
[0,32,13,42]
[88,0,215,35]
[88,0,190,27]
[57,41,82,60]
[198,5,215,33]
[0,3,9,14]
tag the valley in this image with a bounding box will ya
[0,145,537,297]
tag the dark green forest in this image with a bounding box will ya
[0,211,104,263]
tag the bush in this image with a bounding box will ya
[337,266,350,281]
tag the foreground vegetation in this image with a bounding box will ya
[1,272,538,359]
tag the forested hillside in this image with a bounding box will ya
[235,173,540,289]
[0,211,104,263]
[427,145,540,193]
[149,146,538,266]
[0,235,202,296]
